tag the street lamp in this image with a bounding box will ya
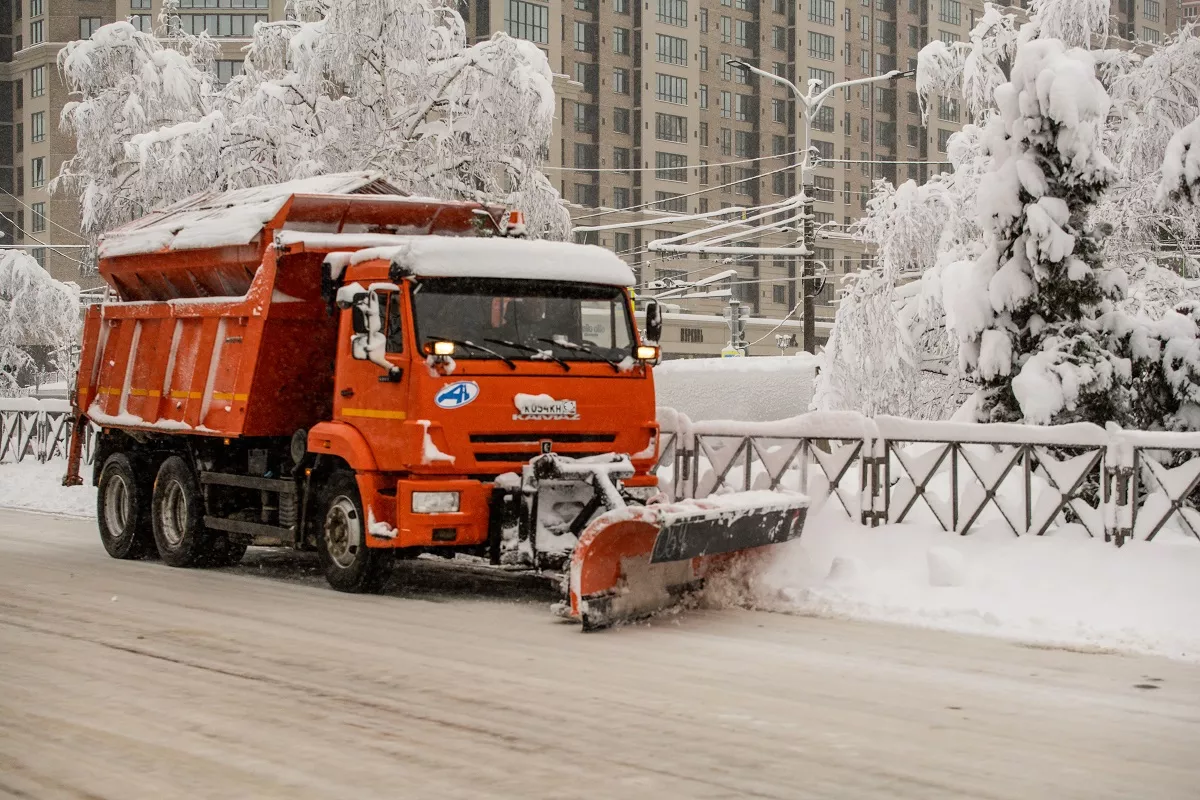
[726,59,914,352]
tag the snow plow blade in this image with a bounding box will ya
[566,493,808,631]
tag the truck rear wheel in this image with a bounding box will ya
[316,472,393,593]
[97,453,154,560]
[151,456,245,568]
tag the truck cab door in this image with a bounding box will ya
[333,288,412,470]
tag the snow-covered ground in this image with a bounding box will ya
[706,505,1200,663]
[0,460,95,518]
[4,457,1196,661]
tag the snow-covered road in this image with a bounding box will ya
[2,508,1197,799]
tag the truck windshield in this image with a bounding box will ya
[411,278,634,362]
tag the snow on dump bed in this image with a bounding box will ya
[328,236,635,286]
[97,172,401,259]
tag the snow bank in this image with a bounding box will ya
[705,505,1200,662]
[0,460,95,518]
[654,354,818,422]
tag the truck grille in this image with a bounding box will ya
[469,432,618,465]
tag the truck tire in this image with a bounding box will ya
[97,453,154,560]
[151,456,212,568]
[315,471,393,593]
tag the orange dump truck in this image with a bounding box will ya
[66,174,807,629]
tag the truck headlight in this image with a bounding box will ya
[412,491,460,513]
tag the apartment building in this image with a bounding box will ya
[1184,0,1199,25]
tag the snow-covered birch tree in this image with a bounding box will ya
[54,0,569,246]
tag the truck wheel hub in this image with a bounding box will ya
[104,475,131,534]
[324,497,360,568]
[160,481,188,547]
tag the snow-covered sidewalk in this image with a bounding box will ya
[3,458,1197,660]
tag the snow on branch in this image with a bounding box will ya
[1157,116,1200,207]
[1028,0,1109,49]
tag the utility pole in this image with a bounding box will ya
[726,60,915,353]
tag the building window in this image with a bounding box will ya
[176,0,268,5]
[876,52,897,74]
[215,60,245,85]
[939,0,962,25]
[574,103,598,133]
[574,21,595,51]
[1143,0,1160,20]
[1141,27,1161,45]
[814,212,835,225]
[80,17,102,38]
[615,233,631,254]
[658,0,688,26]
[130,15,153,32]
[505,0,550,45]
[575,0,591,9]
[937,96,960,123]
[31,157,45,188]
[698,160,709,185]
[939,30,961,45]
[655,113,687,143]
[809,32,835,61]
[860,117,871,141]
[655,192,687,212]
[876,121,896,146]
[699,122,709,146]
[31,248,46,268]
[809,67,835,88]
[179,14,269,36]
[937,128,952,152]
[861,14,870,40]
[699,84,709,109]
[574,62,599,93]
[843,181,852,203]
[612,187,631,210]
[719,90,732,118]
[735,94,754,122]
[734,168,756,195]
[613,68,629,95]
[680,328,704,344]
[908,25,920,48]
[772,26,787,50]
[30,0,44,16]
[772,98,787,123]
[809,0,836,25]
[735,20,751,47]
[735,130,755,157]
[575,184,599,207]
[906,124,920,147]
[699,7,708,31]
[811,140,834,161]
[613,147,631,173]
[655,152,688,182]
[31,202,46,233]
[699,46,708,71]
[876,19,895,44]
[774,135,788,155]
[656,74,687,105]
[612,108,630,134]
[657,34,688,65]
[30,20,44,45]
[574,143,598,169]
[613,28,630,55]
[719,127,732,156]
[772,172,787,196]
[30,111,44,144]
[812,106,835,132]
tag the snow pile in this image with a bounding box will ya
[704,505,1200,661]
[0,460,95,518]
[654,354,817,422]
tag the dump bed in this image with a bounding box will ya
[76,180,508,438]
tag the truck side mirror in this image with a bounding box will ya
[645,300,663,343]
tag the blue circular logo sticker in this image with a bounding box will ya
[435,381,480,409]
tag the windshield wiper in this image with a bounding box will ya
[483,338,571,372]
[537,337,622,373]
[425,335,516,370]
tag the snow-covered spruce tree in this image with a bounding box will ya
[947,39,1126,425]
[0,251,81,396]
[54,0,569,245]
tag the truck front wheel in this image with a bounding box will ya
[316,472,393,593]
[97,453,154,559]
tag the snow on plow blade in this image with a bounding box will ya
[567,492,808,631]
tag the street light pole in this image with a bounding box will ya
[726,60,915,352]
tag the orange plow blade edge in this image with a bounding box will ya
[566,492,808,631]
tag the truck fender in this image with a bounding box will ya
[307,422,379,472]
